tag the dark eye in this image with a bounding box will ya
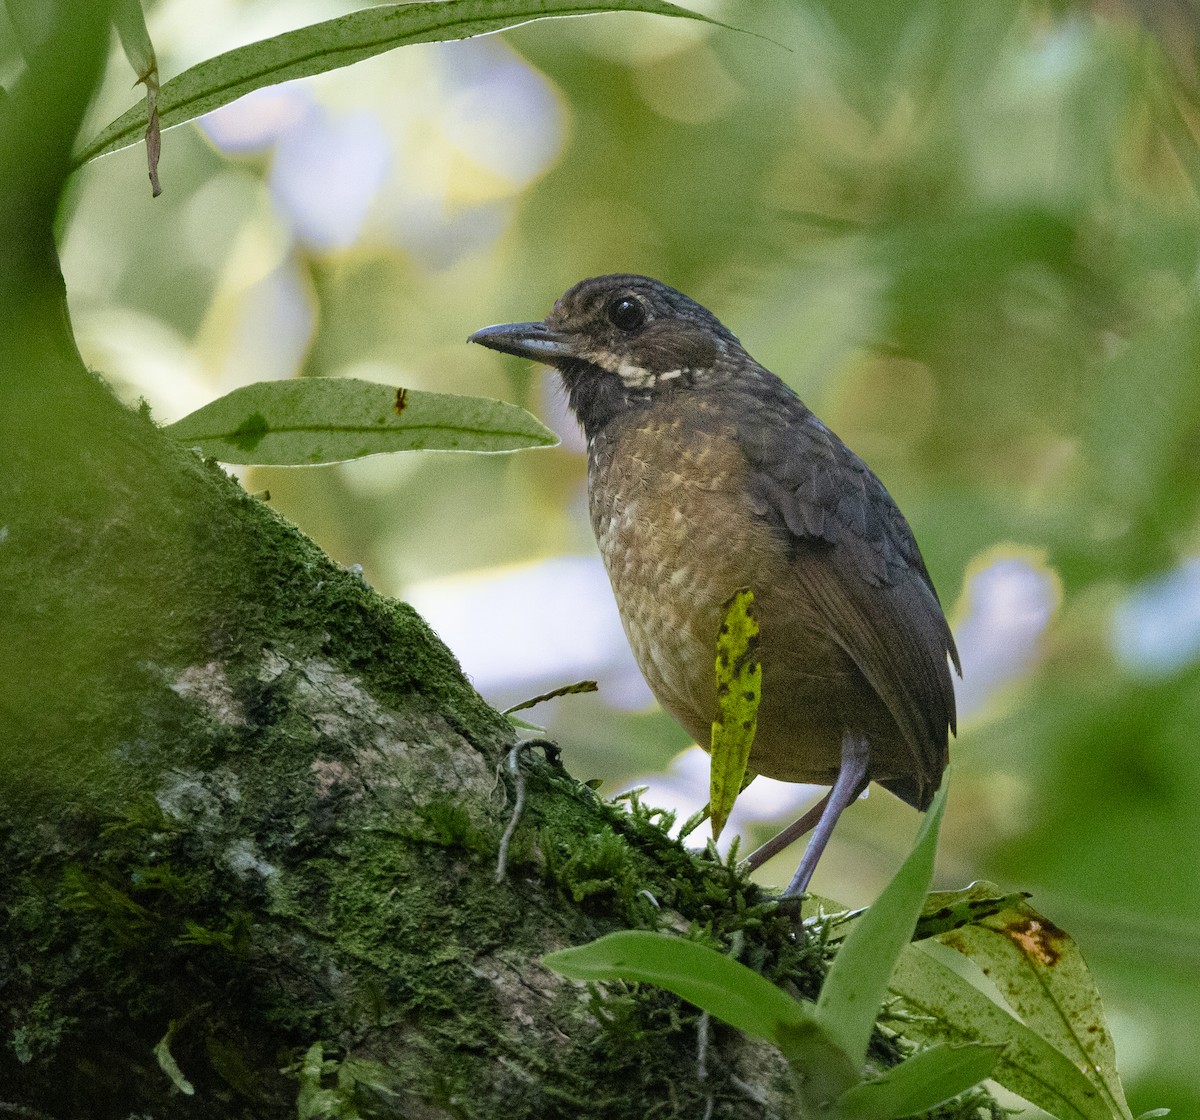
[607,296,647,332]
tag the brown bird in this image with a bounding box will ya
[469,275,959,896]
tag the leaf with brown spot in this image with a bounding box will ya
[935,896,1133,1120]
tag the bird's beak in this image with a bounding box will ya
[467,321,577,365]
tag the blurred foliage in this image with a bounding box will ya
[14,0,1200,1114]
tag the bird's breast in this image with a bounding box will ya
[586,402,894,783]
[587,410,749,709]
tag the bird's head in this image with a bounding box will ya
[468,274,745,435]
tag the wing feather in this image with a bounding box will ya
[737,377,959,807]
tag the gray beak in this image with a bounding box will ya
[467,321,576,364]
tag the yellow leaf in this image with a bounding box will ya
[709,587,761,840]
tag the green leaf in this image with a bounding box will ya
[709,587,760,840]
[545,931,860,1108]
[76,0,727,165]
[837,1042,1002,1120]
[164,378,557,465]
[775,1018,861,1111]
[816,780,948,1072]
[296,1042,362,1120]
[889,943,1114,1120]
[543,930,818,1047]
[912,880,1032,942]
[153,1020,195,1096]
[937,897,1134,1120]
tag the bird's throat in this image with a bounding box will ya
[559,359,651,439]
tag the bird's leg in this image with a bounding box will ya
[742,793,831,873]
[741,733,871,876]
[781,732,870,898]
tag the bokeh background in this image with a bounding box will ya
[13,0,1200,1113]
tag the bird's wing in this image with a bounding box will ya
[736,380,960,807]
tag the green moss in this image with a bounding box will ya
[415,800,491,852]
[1,363,997,1118]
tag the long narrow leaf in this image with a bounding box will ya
[708,587,760,839]
[544,930,815,1046]
[837,1042,1001,1120]
[153,1020,195,1096]
[816,781,948,1071]
[76,0,726,164]
[164,378,557,464]
[545,932,859,1102]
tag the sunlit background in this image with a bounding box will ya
[25,0,1200,1112]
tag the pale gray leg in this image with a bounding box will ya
[781,732,870,898]
[743,792,831,873]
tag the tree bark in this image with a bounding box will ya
[0,10,998,1119]
[2,330,808,1117]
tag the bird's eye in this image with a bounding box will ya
[607,296,647,332]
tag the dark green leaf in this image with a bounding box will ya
[77,0,727,164]
[164,378,557,465]
[912,881,1032,942]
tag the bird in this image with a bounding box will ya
[468,275,960,897]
